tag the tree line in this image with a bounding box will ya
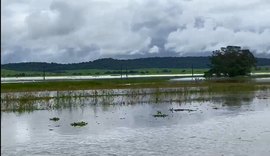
[2,56,270,72]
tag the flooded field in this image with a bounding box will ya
[1,73,269,84]
[1,87,270,156]
[1,74,203,84]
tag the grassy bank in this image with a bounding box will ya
[1,77,270,93]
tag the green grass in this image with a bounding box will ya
[1,69,43,77]
[1,69,64,77]
[2,66,270,77]
[1,68,208,77]
[253,66,270,73]
[1,77,168,92]
[2,77,270,93]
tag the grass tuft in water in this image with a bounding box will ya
[153,111,168,117]
[70,121,88,127]
[49,117,60,121]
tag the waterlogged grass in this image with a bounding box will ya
[153,111,168,117]
[1,85,269,112]
[50,117,60,121]
[1,78,170,92]
[2,77,270,93]
[1,77,270,112]
[70,121,88,127]
[207,83,257,92]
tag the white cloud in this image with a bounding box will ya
[164,0,270,56]
[149,45,159,54]
[165,24,270,56]
[1,0,270,63]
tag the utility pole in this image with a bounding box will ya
[1,48,5,78]
[191,64,194,80]
[43,65,46,81]
[120,64,123,80]
[126,66,128,78]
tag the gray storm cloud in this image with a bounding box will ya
[1,0,270,63]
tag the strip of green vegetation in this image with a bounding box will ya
[2,77,270,93]
[2,66,269,77]
[253,66,270,73]
[1,77,167,92]
[1,68,208,77]
[1,69,62,77]
[65,68,209,75]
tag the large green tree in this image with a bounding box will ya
[205,46,256,77]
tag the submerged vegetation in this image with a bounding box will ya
[169,108,196,112]
[50,117,60,121]
[1,76,270,113]
[1,77,169,92]
[70,121,88,127]
[153,111,168,117]
[2,76,270,93]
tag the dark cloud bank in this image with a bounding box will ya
[2,0,270,63]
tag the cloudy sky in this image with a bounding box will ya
[1,0,270,63]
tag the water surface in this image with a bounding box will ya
[1,89,270,156]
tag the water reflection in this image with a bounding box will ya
[1,88,270,156]
[1,88,268,114]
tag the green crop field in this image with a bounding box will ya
[1,68,209,77]
[1,66,269,78]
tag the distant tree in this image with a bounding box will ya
[104,71,112,74]
[205,46,256,77]
[162,69,171,73]
[255,67,261,71]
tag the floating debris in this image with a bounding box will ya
[169,108,196,112]
[70,121,88,127]
[256,95,268,99]
[49,117,60,121]
[153,111,168,117]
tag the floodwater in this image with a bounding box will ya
[1,74,203,83]
[1,88,270,156]
[170,77,270,82]
[2,73,269,83]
